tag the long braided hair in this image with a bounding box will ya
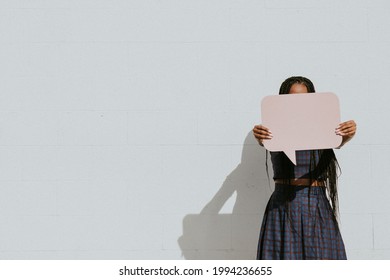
[275,76,341,223]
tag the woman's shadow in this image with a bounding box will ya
[178,131,274,259]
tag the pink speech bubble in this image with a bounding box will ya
[261,92,342,165]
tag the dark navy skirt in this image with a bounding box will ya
[257,184,347,260]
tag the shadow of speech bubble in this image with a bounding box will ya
[261,92,342,165]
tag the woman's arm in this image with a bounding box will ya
[253,124,273,146]
[336,120,357,148]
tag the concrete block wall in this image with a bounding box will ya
[0,0,388,259]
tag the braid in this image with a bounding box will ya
[279,76,316,95]
[277,76,341,224]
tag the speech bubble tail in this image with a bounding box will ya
[284,150,297,165]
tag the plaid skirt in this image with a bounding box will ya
[257,184,347,260]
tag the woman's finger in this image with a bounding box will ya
[253,131,273,140]
[337,120,356,129]
[254,125,271,133]
[336,127,356,136]
[337,126,355,133]
[254,125,272,136]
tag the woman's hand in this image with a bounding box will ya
[336,120,356,147]
[253,124,273,146]
[336,120,356,137]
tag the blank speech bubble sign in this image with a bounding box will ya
[261,92,342,165]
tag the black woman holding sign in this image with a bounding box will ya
[252,76,356,260]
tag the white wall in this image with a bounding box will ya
[0,0,388,259]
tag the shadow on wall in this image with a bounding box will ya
[178,131,274,259]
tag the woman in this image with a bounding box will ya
[253,76,356,260]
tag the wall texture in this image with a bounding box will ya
[0,0,388,259]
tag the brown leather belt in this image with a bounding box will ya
[274,178,325,187]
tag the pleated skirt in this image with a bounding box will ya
[257,184,347,260]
